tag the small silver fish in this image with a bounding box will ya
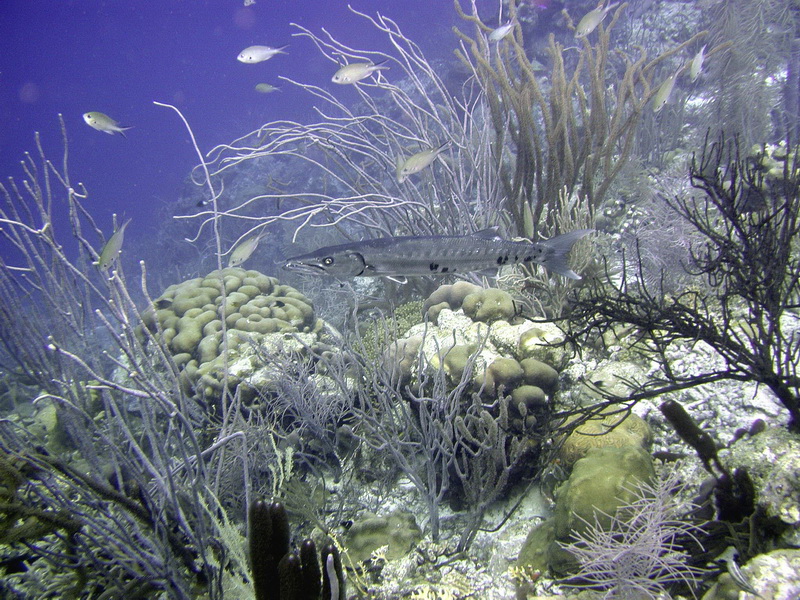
[396,142,449,183]
[255,83,280,94]
[237,45,288,64]
[284,228,593,280]
[575,2,619,38]
[489,21,515,42]
[652,68,680,112]
[96,218,131,270]
[690,45,707,82]
[228,230,267,267]
[331,61,389,84]
[83,112,132,137]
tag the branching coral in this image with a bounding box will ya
[453,0,706,237]
[0,120,253,598]
[566,133,800,431]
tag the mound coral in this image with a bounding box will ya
[140,267,325,398]
[385,284,565,435]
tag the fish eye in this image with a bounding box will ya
[322,256,334,266]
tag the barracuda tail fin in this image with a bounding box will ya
[542,229,594,280]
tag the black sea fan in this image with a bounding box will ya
[561,469,707,600]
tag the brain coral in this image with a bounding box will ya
[141,267,324,397]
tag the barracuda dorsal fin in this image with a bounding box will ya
[473,227,503,239]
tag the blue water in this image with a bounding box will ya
[0,0,464,261]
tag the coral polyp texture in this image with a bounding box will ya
[140,267,324,398]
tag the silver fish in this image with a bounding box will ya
[96,218,131,270]
[255,83,280,94]
[237,45,288,64]
[652,68,680,113]
[690,45,707,83]
[331,61,389,84]
[396,142,449,183]
[575,2,619,38]
[228,230,267,267]
[83,112,132,137]
[489,21,515,42]
[284,228,593,280]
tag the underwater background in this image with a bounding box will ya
[1,0,800,599]
[0,0,458,264]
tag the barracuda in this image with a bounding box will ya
[284,228,593,280]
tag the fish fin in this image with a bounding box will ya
[542,229,594,280]
[473,227,503,240]
[277,45,289,53]
[396,156,405,182]
[385,275,408,285]
[118,218,132,232]
[117,126,133,138]
[372,59,390,71]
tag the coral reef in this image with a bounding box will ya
[546,445,656,575]
[387,284,565,434]
[557,467,707,599]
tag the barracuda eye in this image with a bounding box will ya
[322,256,335,266]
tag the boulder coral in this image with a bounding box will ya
[546,445,656,575]
[140,267,325,398]
[385,283,565,434]
[423,281,482,322]
[557,410,652,470]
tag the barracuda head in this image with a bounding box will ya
[284,247,368,277]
